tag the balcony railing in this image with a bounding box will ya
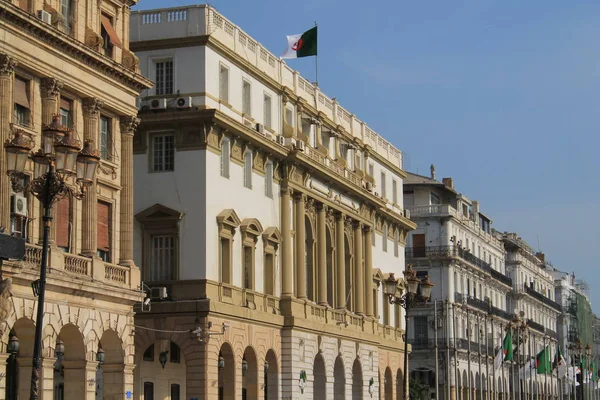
[523,284,562,312]
[490,268,513,287]
[526,318,545,333]
[405,204,458,218]
[455,293,512,321]
[545,328,558,339]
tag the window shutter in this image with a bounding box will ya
[55,197,70,249]
[97,202,110,251]
[100,14,122,48]
[14,78,30,109]
[60,97,71,111]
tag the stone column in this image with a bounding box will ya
[353,222,364,315]
[0,54,17,231]
[40,357,56,399]
[335,213,345,309]
[281,186,293,297]
[364,225,373,317]
[103,363,126,398]
[40,77,63,244]
[296,103,303,138]
[81,98,103,257]
[294,192,306,299]
[118,116,139,266]
[317,204,327,306]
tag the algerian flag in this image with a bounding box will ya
[553,346,567,379]
[536,346,552,374]
[280,26,318,59]
[519,358,537,379]
[494,331,513,370]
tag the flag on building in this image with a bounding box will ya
[280,26,318,59]
[519,358,537,379]
[553,346,567,379]
[536,346,552,374]
[494,330,513,370]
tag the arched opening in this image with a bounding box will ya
[344,235,352,311]
[326,227,335,307]
[334,356,345,400]
[475,372,480,400]
[265,349,278,400]
[12,318,35,399]
[462,370,468,400]
[352,358,363,400]
[98,329,125,399]
[384,367,393,400]
[305,216,315,302]
[242,346,258,400]
[481,373,486,400]
[497,377,502,400]
[456,370,462,400]
[58,324,86,399]
[396,369,404,400]
[314,353,326,398]
[218,343,235,399]
[137,340,186,400]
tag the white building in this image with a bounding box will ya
[130,5,415,399]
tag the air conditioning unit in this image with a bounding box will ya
[255,123,265,135]
[294,140,305,152]
[276,136,285,146]
[11,194,27,217]
[366,181,373,192]
[149,287,168,299]
[149,98,167,110]
[37,10,52,24]
[404,209,411,219]
[176,96,192,109]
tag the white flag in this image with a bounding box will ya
[494,347,504,371]
[519,359,537,379]
[555,354,567,379]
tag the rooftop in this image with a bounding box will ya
[130,5,403,169]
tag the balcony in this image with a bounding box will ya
[545,328,558,339]
[405,204,458,218]
[455,293,512,321]
[526,318,545,334]
[490,268,513,287]
[523,284,562,312]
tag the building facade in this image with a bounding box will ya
[0,0,151,397]
[403,170,513,400]
[130,5,415,399]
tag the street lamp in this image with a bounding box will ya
[264,360,269,400]
[6,332,19,400]
[218,352,225,370]
[4,117,100,400]
[96,344,105,365]
[384,264,434,400]
[241,356,248,376]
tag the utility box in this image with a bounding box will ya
[0,233,25,261]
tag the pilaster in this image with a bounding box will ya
[364,225,373,317]
[40,357,55,400]
[317,203,327,306]
[81,97,103,256]
[335,212,345,309]
[294,192,306,299]
[353,221,364,315]
[0,354,7,400]
[280,185,293,297]
[0,54,17,231]
[118,116,139,267]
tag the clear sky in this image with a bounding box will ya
[133,0,600,310]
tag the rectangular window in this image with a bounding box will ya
[373,288,378,319]
[170,384,180,400]
[18,0,28,11]
[97,201,111,262]
[100,14,121,58]
[170,342,180,363]
[99,116,112,161]
[380,171,386,198]
[152,134,174,172]
[414,316,429,341]
[220,138,230,178]
[263,94,272,128]
[285,108,294,126]
[392,179,398,204]
[394,230,399,257]
[383,295,390,325]
[13,77,30,127]
[219,64,229,103]
[60,0,72,32]
[143,382,154,400]
[220,237,231,284]
[265,162,273,198]
[430,192,441,205]
[243,245,253,290]
[368,163,374,178]
[394,304,401,328]
[412,234,426,257]
[151,235,175,281]
[243,151,252,189]
[56,197,71,251]
[155,59,174,95]
[382,224,388,252]
[264,253,275,295]
[60,97,73,128]
[242,80,251,115]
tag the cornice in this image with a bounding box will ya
[129,35,209,52]
[369,150,407,179]
[0,2,153,92]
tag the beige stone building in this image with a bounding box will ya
[0,0,150,397]
[130,5,415,400]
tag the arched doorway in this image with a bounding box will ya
[384,367,393,400]
[58,323,86,399]
[265,349,278,400]
[218,343,235,399]
[138,340,186,399]
[334,356,345,400]
[12,318,35,399]
[306,216,315,301]
[396,369,404,400]
[242,346,258,400]
[314,353,326,398]
[352,358,363,400]
[98,329,125,399]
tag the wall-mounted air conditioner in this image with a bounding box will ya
[294,141,305,152]
[255,123,265,135]
[149,98,167,110]
[11,195,27,217]
[149,287,168,299]
[276,136,285,146]
[366,182,373,192]
[37,10,52,24]
[176,96,192,109]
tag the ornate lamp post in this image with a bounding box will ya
[6,332,19,400]
[4,117,100,400]
[585,344,592,400]
[383,264,434,400]
[264,360,269,400]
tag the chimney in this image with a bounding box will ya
[430,164,436,180]
[536,252,546,264]
[472,201,480,215]
[442,177,454,189]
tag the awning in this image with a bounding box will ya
[14,78,30,109]
[101,15,122,48]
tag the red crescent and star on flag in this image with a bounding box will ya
[292,38,304,51]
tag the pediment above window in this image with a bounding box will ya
[217,209,241,230]
[240,218,264,237]
[262,227,282,245]
[136,203,183,225]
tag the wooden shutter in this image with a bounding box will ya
[60,97,71,111]
[412,234,426,257]
[101,14,122,48]
[97,202,110,251]
[14,78,30,108]
[55,198,70,249]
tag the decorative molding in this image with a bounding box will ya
[85,27,104,50]
[305,198,316,216]
[119,115,140,134]
[122,49,140,72]
[39,77,63,98]
[97,162,117,179]
[231,138,244,163]
[252,150,266,173]
[82,98,104,117]
[0,53,17,77]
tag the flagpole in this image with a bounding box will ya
[511,325,516,400]
[467,307,472,400]
[545,336,548,400]
[478,315,483,400]
[314,21,318,86]
[446,300,452,400]
[434,300,439,400]
[453,304,459,400]
[500,323,505,400]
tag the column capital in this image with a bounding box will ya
[0,54,17,77]
[317,203,328,213]
[119,115,140,134]
[297,103,303,113]
[353,221,363,230]
[362,224,373,234]
[293,191,307,201]
[82,97,104,117]
[40,77,63,98]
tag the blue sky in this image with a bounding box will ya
[134,0,600,310]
